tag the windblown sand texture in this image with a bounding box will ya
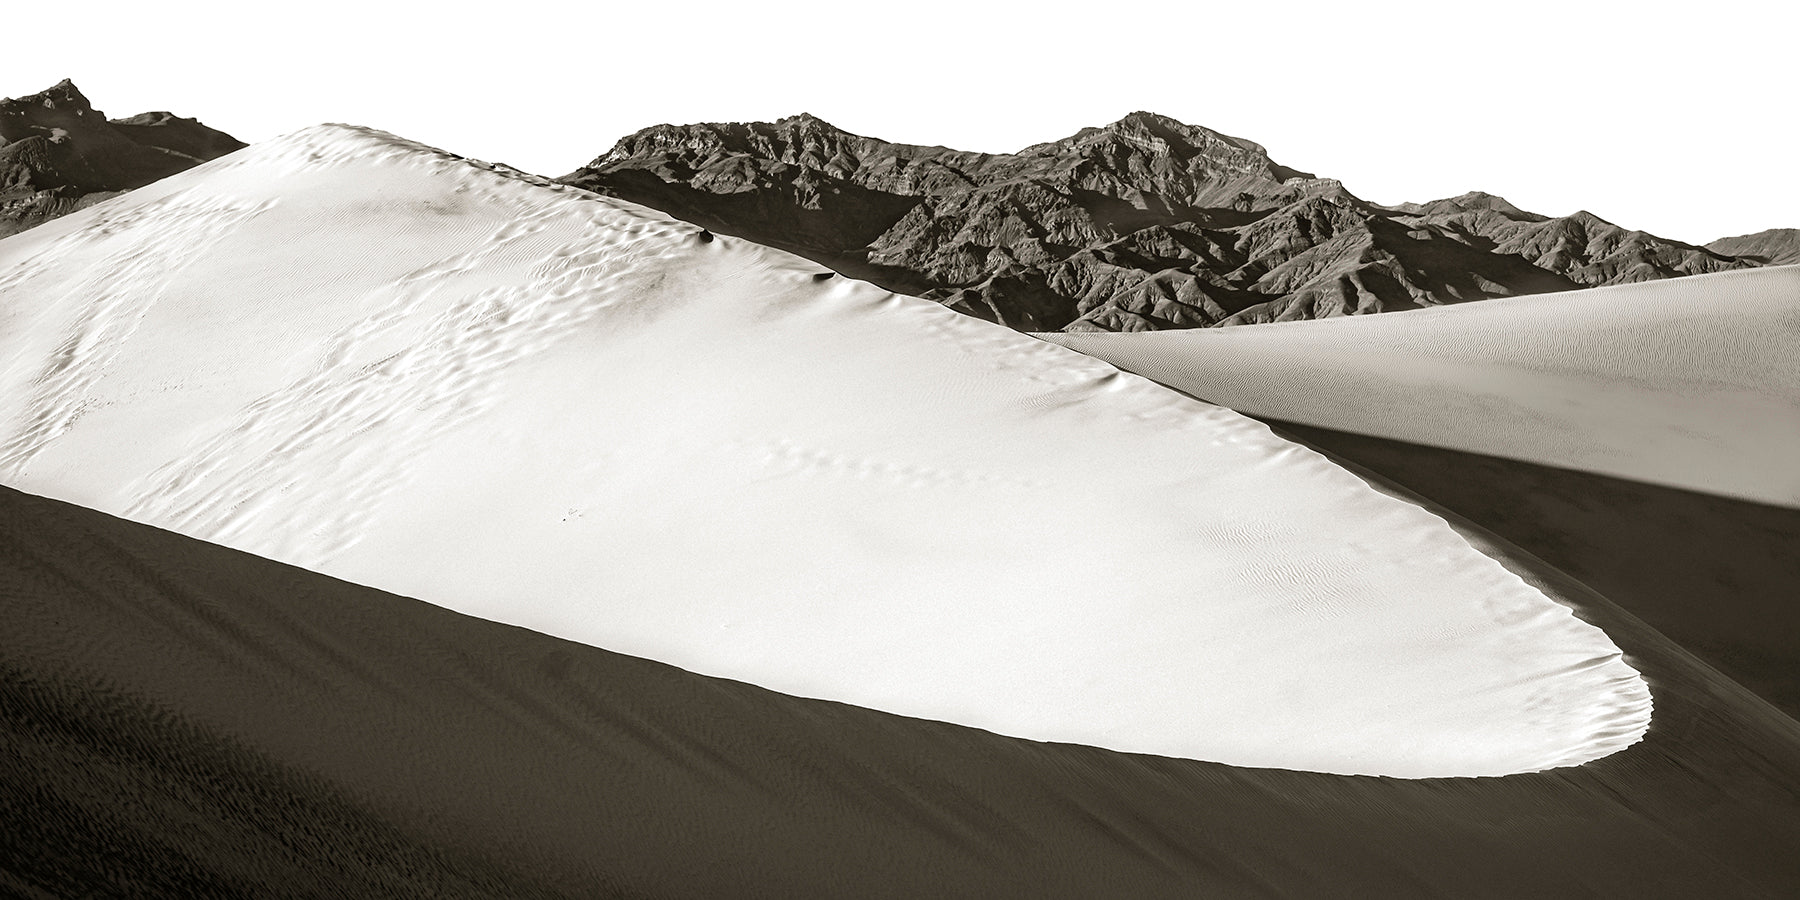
[0,125,1650,778]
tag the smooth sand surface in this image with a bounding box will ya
[4,485,1798,898]
[1268,419,1800,722]
[0,125,1653,777]
[1044,268,1800,508]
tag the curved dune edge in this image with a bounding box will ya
[1269,416,1800,723]
[0,124,1649,777]
[1041,266,1800,508]
[6,483,1797,897]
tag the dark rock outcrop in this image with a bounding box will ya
[563,114,1771,331]
[0,79,245,238]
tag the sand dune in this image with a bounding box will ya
[1265,420,1800,722]
[0,124,1650,777]
[5,485,1798,897]
[1044,267,1800,507]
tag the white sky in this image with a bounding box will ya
[7,0,1792,242]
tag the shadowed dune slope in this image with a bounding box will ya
[1045,267,1800,508]
[0,124,1652,777]
[1265,420,1800,723]
[3,485,1799,898]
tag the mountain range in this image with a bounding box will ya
[1,120,1797,896]
[3,79,1800,897]
[6,80,1796,331]
[0,80,244,238]
[562,112,1800,331]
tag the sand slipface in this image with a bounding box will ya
[1044,267,1800,508]
[0,124,1650,777]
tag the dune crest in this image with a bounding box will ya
[0,124,1650,777]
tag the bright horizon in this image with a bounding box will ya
[7,0,1793,244]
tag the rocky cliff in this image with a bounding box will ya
[563,114,1764,331]
[0,80,245,237]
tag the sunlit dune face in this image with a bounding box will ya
[0,125,1651,777]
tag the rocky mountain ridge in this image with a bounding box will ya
[1,85,1785,332]
[0,79,245,237]
[562,114,1767,331]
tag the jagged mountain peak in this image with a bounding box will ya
[1390,191,1536,220]
[594,113,880,173]
[111,110,192,126]
[1109,110,1272,156]
[1035,110,1240,146]
[1115,109,1192,127]
[1428,191,1536,216]
[771,111,841,130]
[1564,209,1615,228]
[561,111,1780,332]
[1022,110,1287,172]
[1,79,103,144]
[4,77,90,110]
[1453,190,1522,209]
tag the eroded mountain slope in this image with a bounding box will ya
[563,114,1763,331]
[1708,227,1800,266]
[0,79,244,237]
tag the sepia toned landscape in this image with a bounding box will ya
[3,66,1797,897]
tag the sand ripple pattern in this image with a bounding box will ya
[123,194,686,568]
[0,193,278,477]
[0,123,1654,778]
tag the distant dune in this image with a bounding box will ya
[1045,267,1800,508]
